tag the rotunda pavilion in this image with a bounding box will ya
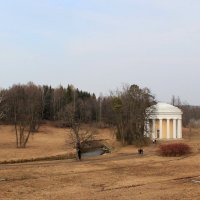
[147,102,183,140]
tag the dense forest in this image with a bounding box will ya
[0,83,99,126]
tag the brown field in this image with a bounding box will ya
[0,124,200,200]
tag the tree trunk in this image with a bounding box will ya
[23,130,31,148]
[14,123,19,148]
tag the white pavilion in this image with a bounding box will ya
[147,102,183,140]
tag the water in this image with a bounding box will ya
[81,149,105,158]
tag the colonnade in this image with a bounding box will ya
[149,118,182,139]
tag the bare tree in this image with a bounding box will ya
[112,84,155,146]
[171,95,176,106]
[98,93,103,126]
[5,83,43,148]
[0,91,4,120]
[69,122,95,149]
[171,95,182,107]
[64,103,96,159]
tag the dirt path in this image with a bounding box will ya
[0,152,200,200]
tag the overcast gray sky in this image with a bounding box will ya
[0,0,200,104]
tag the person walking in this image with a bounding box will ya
[76,142,82,161]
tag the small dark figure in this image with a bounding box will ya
[76,142,82,161]
[77,148,82,160]
[138,148,143,155]
[153,139,157,144]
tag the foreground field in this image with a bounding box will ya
[0,150,200,200]
[0,125,200,200]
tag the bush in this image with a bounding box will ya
[158,143,191,157]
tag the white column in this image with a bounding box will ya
[177,119,182,139]
[146,120,150,137]
[159,119,163,139]
[173,119,177,139]
[144,120,147,137]
[152,119,156,139]
[167,119,170,139]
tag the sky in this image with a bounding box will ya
[0,0,200,105]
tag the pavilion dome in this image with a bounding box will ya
[151,102,182,114]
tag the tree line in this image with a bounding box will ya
[0,83,99,147]
[171,95,200,127]
[1,83,200,148]
[0,82,156,148]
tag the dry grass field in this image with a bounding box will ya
[0,124,200,200]
[0,123,116,162]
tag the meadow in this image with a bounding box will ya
[0,124,200,200]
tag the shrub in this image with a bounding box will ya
[158,143,191,157]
